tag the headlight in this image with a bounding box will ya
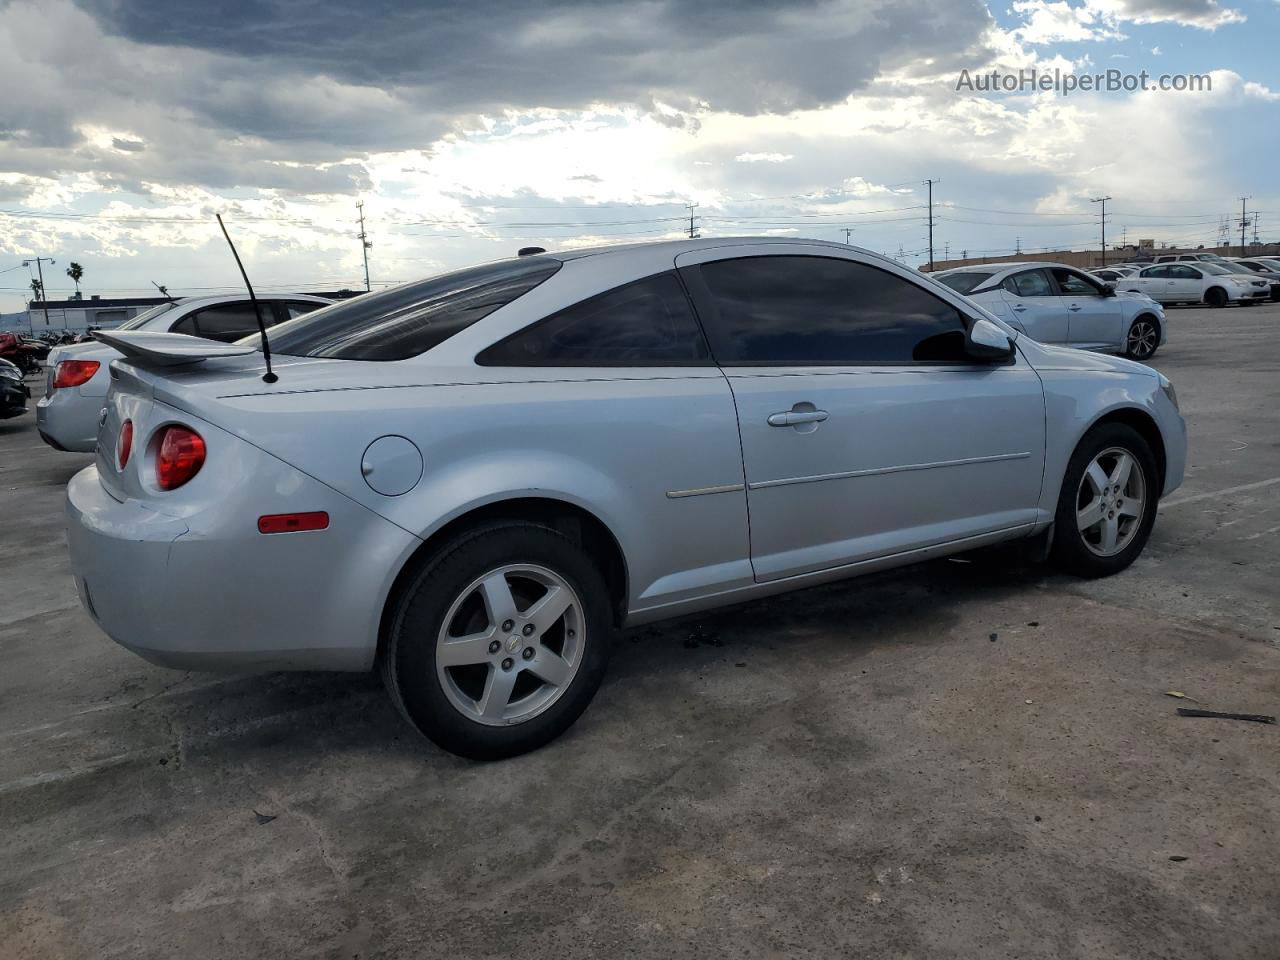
[1158,374,1179,412]
[0,366,21,381]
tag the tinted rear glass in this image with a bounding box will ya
[267,258,561,360]
[936,272,992,294]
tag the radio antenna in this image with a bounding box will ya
[215,213,277,384]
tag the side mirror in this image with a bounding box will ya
[1101,285,1116,297]
[966,317,1014,361]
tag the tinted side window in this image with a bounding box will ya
[1171,265,1199,279]
[185,303,268,343]
[696,256,968,365]
[1140,266,1167,278]
[284,300,325,320]
[269,258,561,361]
[477,273,709,366]
[1008,269,1054,297]
[1053,269,1101,296]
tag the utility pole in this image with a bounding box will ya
[356,201,372,292]
[944,241,950,261]
[1091,196,1111,267]
[924,178,938,271]
[1238,197,1251,255]
[1014,238,1022,255]
[843,227,853,245]
[685,203,700,239]
[23,257,55,327]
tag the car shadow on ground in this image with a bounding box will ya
[140,552,1059,772]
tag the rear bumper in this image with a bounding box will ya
[66,462,420,672]
[36,388,100,452]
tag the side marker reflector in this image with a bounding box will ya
[257,512,330,535]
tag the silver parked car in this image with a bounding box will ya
[36,293,331,452]
[66,238,1186,759]
[935,262,1166,361]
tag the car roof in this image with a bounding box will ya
[936,261,1080,276]
[160,292,332,310]
[548,235,876,263]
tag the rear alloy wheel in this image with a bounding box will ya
[1124,316,1159,360]
[382,521,612,760]
[1051,423,1159,577]
[1204,286,1227,308]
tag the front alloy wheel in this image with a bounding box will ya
[1075,447,1146,557]
[1051,423,1159,577]
[1125,317,1159,360]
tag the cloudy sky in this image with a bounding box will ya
[1,0,1276,312]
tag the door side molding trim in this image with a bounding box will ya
[665,482,747,499]
[748,451,1032,491]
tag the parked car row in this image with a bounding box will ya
[934,261,1165,360]
[1115,261,1272,306]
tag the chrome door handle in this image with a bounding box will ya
[1012,304,1027,312]
[768,409,829,427]
[1068,304,1081,311]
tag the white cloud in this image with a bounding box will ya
[734,152,795,163]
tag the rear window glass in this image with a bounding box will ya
[936,272,992,294]
[266,258,561,360]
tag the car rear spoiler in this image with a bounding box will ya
[92,330,257,368]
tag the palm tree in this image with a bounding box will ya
[66,262,84,298]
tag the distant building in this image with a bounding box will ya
[19,295,171,332]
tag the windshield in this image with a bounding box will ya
[117,303,178,330]
[935,272,993,294]
[264,257,562,361]
[1199,264,1232,276]
[1217,263,1254,274]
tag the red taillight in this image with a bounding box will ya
[53,360,100,389]
[117,420,133,469]
[155,425,205,490]
[257,512,330,535]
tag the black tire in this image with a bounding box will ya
[1204,286,1227,308]
[381,521,613,760]
[1050,422,1160,578]
[1124,315,1160,361]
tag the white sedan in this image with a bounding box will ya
[935,261,1165,360]
[1120,262,1270,307]
[37,293,331,451]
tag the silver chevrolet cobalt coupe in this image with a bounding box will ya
[67,238,1186,759]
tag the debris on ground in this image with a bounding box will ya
[989,632,998,642]
[1169,855,1189,862]
[253,810,278,825]
[1176,708,1276,725]
[1027,621,1040,627]
[1165,690,1201,703]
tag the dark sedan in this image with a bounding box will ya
[0,358,30,419]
